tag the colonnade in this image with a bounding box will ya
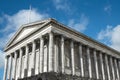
[3,32,120,80]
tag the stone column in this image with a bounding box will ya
[114,59,120,80]
[8,54,13,80]
[39,37,44,73]
[61,36,65,73]
[19,48,22,78]
[100,52,105,80]
[87,46,92,78]
[13,51,17,79]
[25,44,29,77]
[48,32,54,72]
[3,56,9,80]
[71,40,75,75]
[105,54,110,80]
[79,43,84,77]
[110,56,115,80]
[32,40,36,75]
[54,37,59,72]
[93,49,99,79]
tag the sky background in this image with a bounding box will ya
[0,0,120,79]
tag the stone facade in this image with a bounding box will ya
[3,18,120,80]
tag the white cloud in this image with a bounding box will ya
[97,25,120,51]
[52,0,70,12]
[0,8,48,49]
[104,4,112,15]
[0,50,5,68]
[68,14,89,32]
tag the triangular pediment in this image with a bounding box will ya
[5,19,53,50]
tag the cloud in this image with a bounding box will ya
[0,50,5,68]
[97,25,120,51]
[52,0,70,12]
[68,14,89,32]
[104,4,112,15]
[0,8,48,49]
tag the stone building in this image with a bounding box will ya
[3,18,120,80]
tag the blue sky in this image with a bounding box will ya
[0,0,120,79]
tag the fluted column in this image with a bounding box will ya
[18,48,22,78]
[100,52,105,80]
[87,46,92,78]
[13,51,17,79]
[110,56,115,80]
[61,36,65,73]
[114,59,120,80]
[79,43,84,77]
[3,56,9,80]
[71,40,75,75]
[32,40,36,75]
[8,54,13,80]
[93,49,99,79]
[39,37,44,73]
[25,44,29,77]
[105,54,110,80]
[48,32,54,72]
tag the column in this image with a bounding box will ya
[39,37,44,73]
[18,48,22,78]
[3,56,9,80]
[105,54,110,80]
[32,40,36,75]
[25,44,29,77]
[54,37,58,72]
[100,52,105,80]
[48,32,54,72]
[61,35,65,73]
[87,46,92,78]
[110,56,115,80]
[8,54,13,80]
[13,51,17,79]
[79,43,84,77]
[71,40,75,75]
[93,49,99,79]
[114,59,120,80]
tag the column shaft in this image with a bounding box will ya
[87,46,92,78]
[48,32,54,72]
[114,59,120,80]
[25,45,29,77]
[3,56,8,80]
[13,52,17,79]
[8,54,13,80]
[110,57,115,80]
[32,41,36,75]
[100,53,105,80]
[105,54,110,80]
[39,37,44,73]
[79,44,84,77]
[94,49,99,79]
[61,36,65,73]
[71,40,75,75]
[19,49,22,78]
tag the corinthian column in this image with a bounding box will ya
[105,54,110,80]
[3,56,9,80]
[100,52,105,80]
[25,44,29,77]
[39,37,44,73]
[71,40,75,75]
[87,46,92,78]
[48,32,54,72]
[79,43,84,77]
[110,56,115,80]
[61,35,65,73]
[13,51,17,79]
[114,58,120,80]
[18,48,22,78]
[8,54,13,80]
[93,49,99,79]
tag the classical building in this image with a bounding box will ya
[3,18,120,80]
